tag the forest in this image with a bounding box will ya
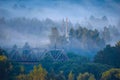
[0,41,120,80]
[0,17,120,80]
[0,0,120,80]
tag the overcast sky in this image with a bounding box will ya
[0,0,120,22]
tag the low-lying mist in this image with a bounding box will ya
[0,16,120,56]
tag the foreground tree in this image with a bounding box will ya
[56,71,66,80]
[16,74,28,80]
[16,66,27,80]
[28,64,47,80]
[101,68,120,80]
[77,72,96,80]
[68,71,74,80]
[0,48,13,80]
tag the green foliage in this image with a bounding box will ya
[77,72,96,80]
[0,55,7,61]
[56,71,66,80]
[20,65,25,73]
[94,41,120,68]
[1,44,120,80]
[67,52,90,64]
[0,48,14,80]
[0,48,7,56]
[28,64,47,80]
[51,52,90,77]
[47,69,56,80]
[37,52,90,77]
[47,69,66,80]
[68,71,74,80]
[101,68,120,80]
[69,27,105,49]
[16,74,28,80]
[77,63,111,80]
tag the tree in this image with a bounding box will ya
[116,41,120,47]
[47,69,56,80]
[49,27,60,42]
[16,74,28,80]
[78,63,111,80]
[77,72,96,80]
[49,27,61,48]
[69,26,105,50]
[69,28,75,38]
[101,68,120,80]
[28,64,47,80]
[56,71,66,80]
[68,71,74,80]
[102,27,111,43]
[94,41,120,68]
[20,65,25,74]
[16,65,26,80]
[0,48,13,80]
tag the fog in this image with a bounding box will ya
[0,0,120,51]
[0,0,119,22]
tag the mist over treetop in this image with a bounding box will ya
[0,17,120,48]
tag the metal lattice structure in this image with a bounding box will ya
[43,49,68,61]
[7,47,69,63]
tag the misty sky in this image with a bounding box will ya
[0,0,120,22]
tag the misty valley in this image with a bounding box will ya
[0,0,120,80]
[0,16,120,80]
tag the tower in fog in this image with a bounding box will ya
[65,18,70,43]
